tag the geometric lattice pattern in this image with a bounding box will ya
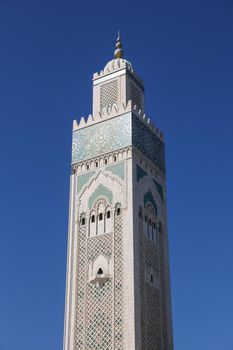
[100,80,118,111]
[86,281,113,350]
[75,207,123,350]
[86,232,114,347]
[88,233,113,262]
[113,212,123,349]
[75,224,87,349]
[131,83,142,110]
[159,229,173,350]
[138,214,147,350]
[146,285,162,350]
[138,208,170,350]
[132,114,166,173]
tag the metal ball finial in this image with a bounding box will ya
[114,31,123,59]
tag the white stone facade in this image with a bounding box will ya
[63,47,173,350]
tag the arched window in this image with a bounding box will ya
[117,208,121,216]
[105,208,112,233]
[138,207,143,219]
[152,222,156,241]
[97,202,105,235]
[145,203,157,241]
[90,211,96,237]
[159,222,162,233]
[97,267,103,275]
[81,217,85,225]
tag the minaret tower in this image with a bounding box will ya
[63,35,173,350]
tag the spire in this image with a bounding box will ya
[114,31,123,59]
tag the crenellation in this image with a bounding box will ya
[72,100,163,142]
[132,104,163,141]
[93,57,144,88]
[73,119,78,131]
[79,116,86,127]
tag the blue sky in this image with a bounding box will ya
[0,0,233,349]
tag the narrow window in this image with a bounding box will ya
[145,215,147,223]
[91,215,95,223]
[114,155,117,162]
[152,222,156,241]
[95,162,98,167]
[105,159,107,164]
[86,164,89,170]
[107,211,111,219]
[97,268,103,275]
[81,217,85,225]
[117,208,121,216]
[159,222,162,233]
[99,213,103,221]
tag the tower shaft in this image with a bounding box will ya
[63,38,173,350]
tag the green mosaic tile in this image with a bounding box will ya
[153,179,164,203]
[105,162,125,180]
[143,190,158,215]
[88,184,113,209]
[137,164,147,181]
[72,113,131,163]
[77,171,95,193]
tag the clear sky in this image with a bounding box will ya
[0,0,233,349]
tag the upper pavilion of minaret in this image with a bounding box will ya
[73,34,163,142]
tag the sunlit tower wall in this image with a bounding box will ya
[63,35,174,350]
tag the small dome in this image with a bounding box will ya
[103,58,133,74]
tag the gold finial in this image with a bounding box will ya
[114,31,123,59]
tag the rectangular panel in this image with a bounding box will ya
[132,114,165,173]
[72,113,132,164]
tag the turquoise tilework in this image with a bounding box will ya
[72,113,131,164]
[72,112,165,174]
[153,179,164,203]
[77,171,96,193]
[143,190,158,215]
[88,184,113,209]
[136,165,147,181]
[105,162,125,180]
[132,114,165,173]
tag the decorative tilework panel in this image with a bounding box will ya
[100,80,118,111]
[105,162,125,180]
[132,114,165,173]
[153,179,164,203]
[72,113,132,164]
[77,171,95,193]
[144,190,158,216]
[88,184,113,209]
[131,83,142,110]
[137,164,147,182]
